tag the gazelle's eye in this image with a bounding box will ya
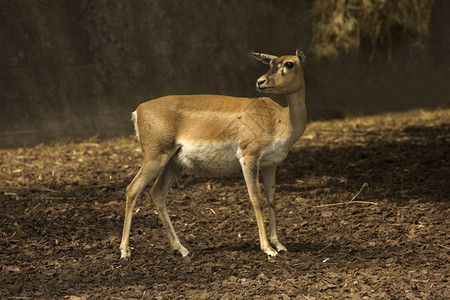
[284,62,294,69]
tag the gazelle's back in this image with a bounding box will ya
[135,95,283,147]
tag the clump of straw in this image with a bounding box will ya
[310,0,435,60]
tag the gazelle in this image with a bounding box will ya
[120,50,307,260]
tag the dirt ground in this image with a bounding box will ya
[1,109,449,299]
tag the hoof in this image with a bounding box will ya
[178,247,190,257]
[264,246,278,257]
[120,248,131,261]
[275,244,288,253]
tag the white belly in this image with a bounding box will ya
[175,141,241,177]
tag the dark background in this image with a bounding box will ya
[1,0,449,147]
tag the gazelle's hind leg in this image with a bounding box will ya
[150,160,189,256]
[120,150,177,260]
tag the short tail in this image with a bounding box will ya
[131,111,140,144]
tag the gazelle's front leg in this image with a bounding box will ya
[261,166,287,252]
[240,157,278,257]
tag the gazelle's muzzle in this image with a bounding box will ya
[256,77,270,91]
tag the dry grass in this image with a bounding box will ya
[1,108,449,299]
[310,0,435,60]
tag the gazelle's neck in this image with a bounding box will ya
[283,87,306,148]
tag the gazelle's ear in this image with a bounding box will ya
[296,49,306,65]
[252,52,278,65]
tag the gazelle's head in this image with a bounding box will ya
[252,50,306,95]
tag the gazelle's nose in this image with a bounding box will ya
[257,78,267,87]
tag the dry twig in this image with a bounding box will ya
[314,182,376,208]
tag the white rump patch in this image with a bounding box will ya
[131,111,140,143]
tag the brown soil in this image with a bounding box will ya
[1,109,449,299]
